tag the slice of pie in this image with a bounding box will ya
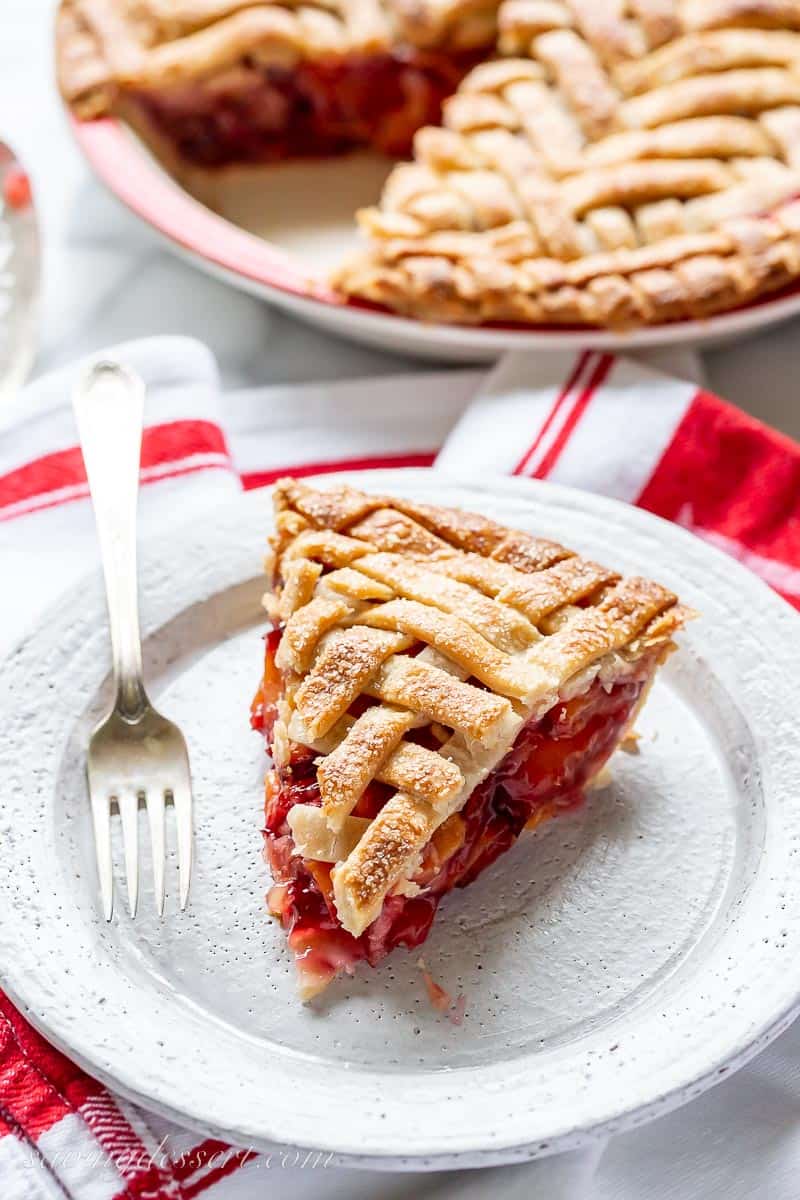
[251,478,689,999]
[58,0,800,327]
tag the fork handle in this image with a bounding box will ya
[73,361,148,719]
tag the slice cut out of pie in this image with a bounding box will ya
[250,478,690,999]
[58,0,800,328]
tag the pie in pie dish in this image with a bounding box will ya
[58,0,800,328]
[250,478,689,999]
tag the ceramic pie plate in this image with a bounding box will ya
[71,116,800,364]
[1,469,800,1169]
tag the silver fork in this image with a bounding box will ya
[73,361,193,920]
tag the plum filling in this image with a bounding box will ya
[133,51,476,166]
[252,628,649,994]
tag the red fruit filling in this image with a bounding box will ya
[252,628,649,994]
[133,50,476,166]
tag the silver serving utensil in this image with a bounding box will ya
[73,361,194,919]
[0,141,39,404]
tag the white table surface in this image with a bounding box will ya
[5,0,800,436]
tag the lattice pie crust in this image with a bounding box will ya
[253,479,688,994]
[58,0,800,327]
[337,4,800,327]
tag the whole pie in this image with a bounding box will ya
[57,0,800,328]
[250,478,689,999]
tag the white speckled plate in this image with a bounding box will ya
[1,470,799,1170]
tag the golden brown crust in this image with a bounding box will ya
[318,705,417,829]
[56,0,489,116]
[366,654,515,742]
[334,201,800,327]
[294,626,411,739]
[56,0,391,114]
[331,791,435,934]
[334,3,800,328]
[59,2,800,329]
[493,555,620,623]
[267,478,688,936]
[356,551,541,649]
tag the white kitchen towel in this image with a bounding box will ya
[2,335,800,1200]
[0,337,480,655]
